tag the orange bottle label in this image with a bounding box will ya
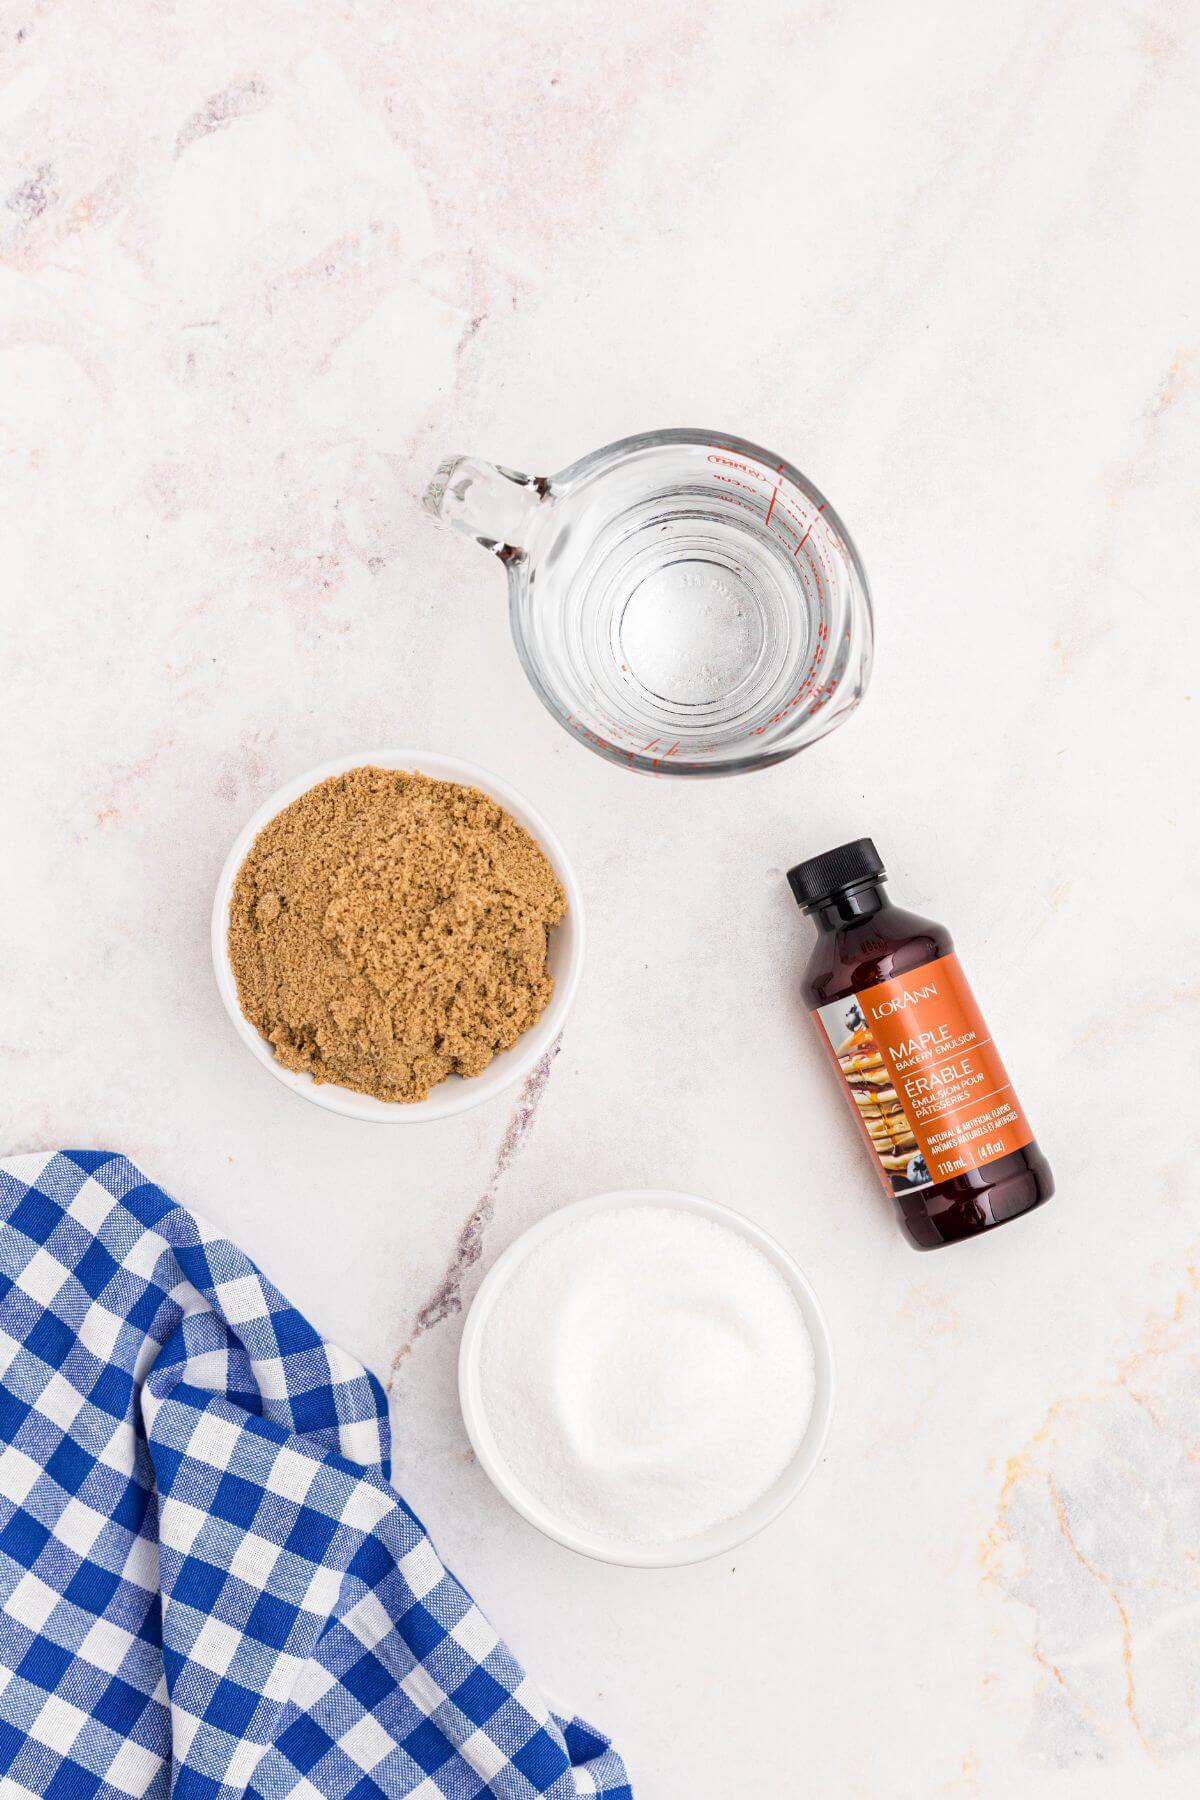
[813,952,1033,1194]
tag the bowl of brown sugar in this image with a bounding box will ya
[211,751,584,1120]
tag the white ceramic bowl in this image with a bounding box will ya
[211,750,585,1121]
[459,1190,836,1568]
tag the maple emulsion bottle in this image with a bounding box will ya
[788,839,1053,1249]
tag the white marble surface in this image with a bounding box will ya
[2,2,1198,1793]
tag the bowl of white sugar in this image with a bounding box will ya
[458,1191,835,1567]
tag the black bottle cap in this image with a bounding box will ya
[787,838,885,910]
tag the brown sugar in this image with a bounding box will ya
[228,767,567,1102]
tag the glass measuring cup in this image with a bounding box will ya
[423,429,873,776]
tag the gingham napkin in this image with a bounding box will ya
[0,1151,631,1799]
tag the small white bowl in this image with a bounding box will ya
[211,750,585,1122]
[459,1190,836,1568]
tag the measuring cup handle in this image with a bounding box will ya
[422,455,548,561]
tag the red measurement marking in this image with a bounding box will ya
[712,473,765,501]
[763,462,783,528]
[794,501,826,555]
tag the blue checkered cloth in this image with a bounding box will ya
[0,1152,632,1799]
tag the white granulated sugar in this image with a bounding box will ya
[479,1206,816,1548]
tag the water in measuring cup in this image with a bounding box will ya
[426,431,871,775]
[544,480,835,759]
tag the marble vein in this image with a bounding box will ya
[387,1040,561,1388]
[984,1267,1200,1769]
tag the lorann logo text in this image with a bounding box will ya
[870,982,937,1018]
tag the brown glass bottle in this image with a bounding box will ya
[788,838,1053,1250]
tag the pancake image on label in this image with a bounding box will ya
[835,1025,919,1167]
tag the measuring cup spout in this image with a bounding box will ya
[422,455,547,562]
